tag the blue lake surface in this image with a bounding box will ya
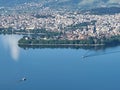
[0,35,120,90]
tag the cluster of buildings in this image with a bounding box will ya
[0,10,120,40]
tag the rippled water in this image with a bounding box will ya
[0,35,120,90]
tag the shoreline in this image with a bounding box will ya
[18,43,104,46]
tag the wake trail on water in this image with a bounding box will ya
[82,50,120,58]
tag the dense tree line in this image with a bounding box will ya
[18,35,120,46]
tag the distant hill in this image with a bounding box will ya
[0,0,39,6]
[87,7,120,15]
[0,0,120,11]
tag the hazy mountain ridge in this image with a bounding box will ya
[0,0,120,9]
[83,7,120,15]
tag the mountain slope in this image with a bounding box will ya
[0,0,120,9]
[87,7,120,15]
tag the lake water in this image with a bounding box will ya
[0,35,120,90]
